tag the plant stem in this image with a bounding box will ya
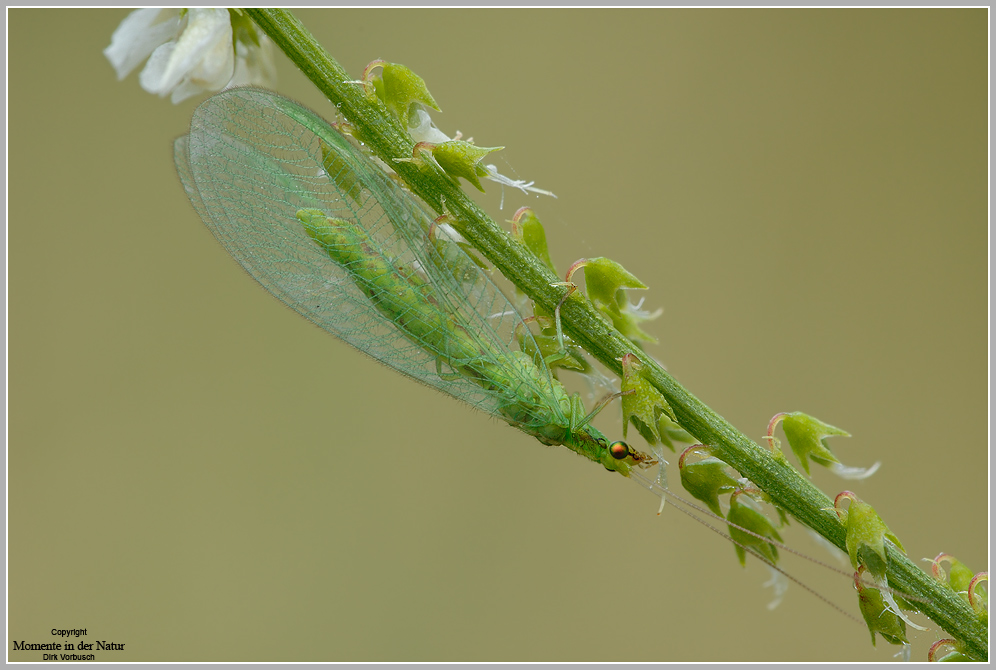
[244,8,987,660]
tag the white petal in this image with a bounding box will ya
[828,461,881,480]
[229,59,252,88]
[482,164,558,199]
[881,589,929,631]
[103,8,180,80]
[185,23,236,90]
[229,34,278,88]
[138,41,177,96]
[763,565,789,610]
[434,223,467,245]
[168,77,210,105]
[253,35,278,85]
[154,8,233,96]
[409,108,452,144]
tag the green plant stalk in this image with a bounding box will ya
[244,8,987,659]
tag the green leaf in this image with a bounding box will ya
[679,456,740,517]
[856,580,909,647]
[930,640,974,662]
[320,140,364,205]
[970,575,988,624]
[620,353,675,444]
[780,412,849,475]
[429,216,491,285]
[430,140,503,192]
[581,257,659,343]
[510,207,556,273]
[728,493,782,566]
[370,61,440,127]
[937,556,976,595]
[657,413,695,451]
[505,209,586,373]
[837,492,905,581]
[936,651,973,662]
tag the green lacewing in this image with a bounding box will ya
[174,87,654,476]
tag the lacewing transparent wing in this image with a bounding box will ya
[175,87,650,474]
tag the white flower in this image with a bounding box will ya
[104,8,276,104]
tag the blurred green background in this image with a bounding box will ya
[8,8,987,662]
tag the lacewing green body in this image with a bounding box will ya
[174,87,650,475]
